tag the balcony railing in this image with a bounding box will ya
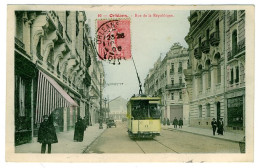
[165,83,185,90]
[209,31,220,46]
[201,40,210,54]
[228,39,245,61]
[194,47,202,59]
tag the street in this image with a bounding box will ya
[84,121,241,153]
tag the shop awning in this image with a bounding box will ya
[35,70,78,123]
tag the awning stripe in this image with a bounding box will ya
[35,70,79,123]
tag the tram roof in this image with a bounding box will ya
[129,96,161,101]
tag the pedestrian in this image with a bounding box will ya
[178,118,183,128]
[173,117,178,128]
[211,118,217,136]
[167,118,170,126]
[74,117,85,142]
[217,118,224,135]
[37,114,58,154]
[163,118,166,125]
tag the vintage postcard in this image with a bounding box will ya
[6,5,254,162]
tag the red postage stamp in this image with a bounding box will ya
[96,19,131,62]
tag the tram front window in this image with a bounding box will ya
[149,104,161,119]
[132,101,149,120]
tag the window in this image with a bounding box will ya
[217,64,221,84]
[206,29,210,40]
[178,62,182,73]
[171,63,174,72]
[208,70,211,88]
[47,47,54,64]
[206,104,210,117]
[199,105,202,118]
[230,68,234,84]
[171,79,174,85]
[216,19,219,32]
[179,91,182,100]
[171,92,174,100]
[199,76,203,91]
[236,66,239,83]
[179,77,182,84]
[36,37,42,59]
[232,30,238,56]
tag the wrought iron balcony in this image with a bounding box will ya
[165,83,185,90]
[194,47,202,59]
[227,39,245,61]
[209,31,220,46]
[201,40,210,54]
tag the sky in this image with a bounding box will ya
[86,8,190,101]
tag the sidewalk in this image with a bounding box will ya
[162,125,245,143]
[15,123,106,153]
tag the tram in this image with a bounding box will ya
[127,95,161,139]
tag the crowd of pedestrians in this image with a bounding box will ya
[163,117,183,128]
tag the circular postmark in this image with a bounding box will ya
[96,19,131,64]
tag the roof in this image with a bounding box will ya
[129,96,161,101]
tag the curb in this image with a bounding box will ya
[82,127,107,153]
[162,127,242,143]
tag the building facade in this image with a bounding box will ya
[144,43,189,125]
[108,96,128,121]
[225,10,245,131]
[184,10,245,131]
[88,50,105,125]
[14,11,103,146]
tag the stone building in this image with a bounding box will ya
[144,43,189,125]
[225,10,245,131]
[88,45,105,125]
[14,11,103,146]
[184,10,245,131]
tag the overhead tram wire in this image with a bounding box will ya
[131,55,143,95]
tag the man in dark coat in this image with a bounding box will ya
[178,118,183,128]
[173,117,178,128]
[217,118,224,135]
[211,118,218,136]
[38,114,58,154]
[74,117,85,142]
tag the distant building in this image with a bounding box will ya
[144,43,189,125]
[108,96,128,120]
